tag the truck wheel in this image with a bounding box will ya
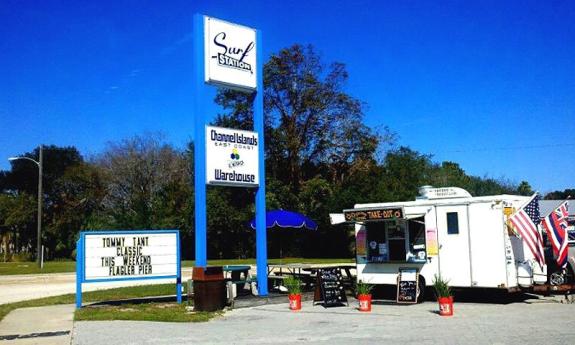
[550,271,565,286]
[549,268,575,285]
[416,277,426,303]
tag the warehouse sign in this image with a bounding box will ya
[75,230,181,308]
[206,126,259,187]
[204,16,257,91]
[343,207,404,222]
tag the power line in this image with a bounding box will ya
[438,143,575,154]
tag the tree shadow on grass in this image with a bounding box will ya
[87,295,186,307]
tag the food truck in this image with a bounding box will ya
[334,186,548,302]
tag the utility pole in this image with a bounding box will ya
[36,145,43,268]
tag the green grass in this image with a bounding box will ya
[0,258,353,275]
[0,260,76,275]
[75,303,217,322]
[0,284,204,323]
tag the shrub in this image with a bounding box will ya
[284,276,302,295]
[11,252,33,262]
[432,274,451,298]
[355,281,374,296]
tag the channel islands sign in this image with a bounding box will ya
[206,126,259,187]
[75,230,181,308]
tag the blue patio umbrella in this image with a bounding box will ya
[249,210,318,230]
[249,210,318,260]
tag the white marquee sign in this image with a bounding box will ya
[204,16,257,91]
[206,126,259,187]
[82,231,178,281]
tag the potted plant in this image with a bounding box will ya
[284,276,302,310]
[432,274,453,316]
[355,280,374,312]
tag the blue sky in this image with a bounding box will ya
[1,0,573,194]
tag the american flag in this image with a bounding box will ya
[541,201,569,268]
[509,194,545,268]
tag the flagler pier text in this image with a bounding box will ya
[99,236,153,276]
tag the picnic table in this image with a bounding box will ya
[267,263,313,276]
[223,265,256,295]
[223,265,251,282]
[267,263,314,291]
[267,263,357,291]
[304,264,356,282]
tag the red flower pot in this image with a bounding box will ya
[358,294,372,312]
[438,296,454,316]
[289,293,301,311]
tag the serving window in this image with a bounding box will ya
[365,217,427,263]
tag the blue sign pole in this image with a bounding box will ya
[75,237,83,309]
[254,29,268,296]
[192,13,207,268]
[176,231,182,303]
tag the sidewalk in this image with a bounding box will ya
[0,304,74,344]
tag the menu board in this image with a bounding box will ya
[396,268,418,304]
[313,268,348,307]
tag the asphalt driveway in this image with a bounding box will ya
[72,297,575,345]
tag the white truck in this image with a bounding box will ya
[335,186,549,302]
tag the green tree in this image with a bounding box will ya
[215,44,380,193]
[544,189,575,200]
[2,145,83,196]
[0,193,36,258]
[516,181,534,196]
[46,163,107,258]
[0,145,84,259]
[94,134,192,230]
[431,161,472,190]
[381,147,434,201]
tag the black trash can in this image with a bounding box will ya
[192,266,226,311]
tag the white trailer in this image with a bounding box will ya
[338,186,548,302]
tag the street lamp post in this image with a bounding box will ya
[9,145,43,268]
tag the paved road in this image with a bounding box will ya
[0,268,194,304]
[72,298,575,345]
[0,304,74,345]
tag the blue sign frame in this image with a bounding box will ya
[75,229,181,309]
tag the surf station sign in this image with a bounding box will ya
[204,16,257,90]
[75,230,181,308]
[193,14,267,295]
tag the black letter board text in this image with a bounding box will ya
[313,268,348,307]
[396,268,419,304]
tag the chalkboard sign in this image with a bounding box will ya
[396,268,418,304]
[313,268,348,307]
